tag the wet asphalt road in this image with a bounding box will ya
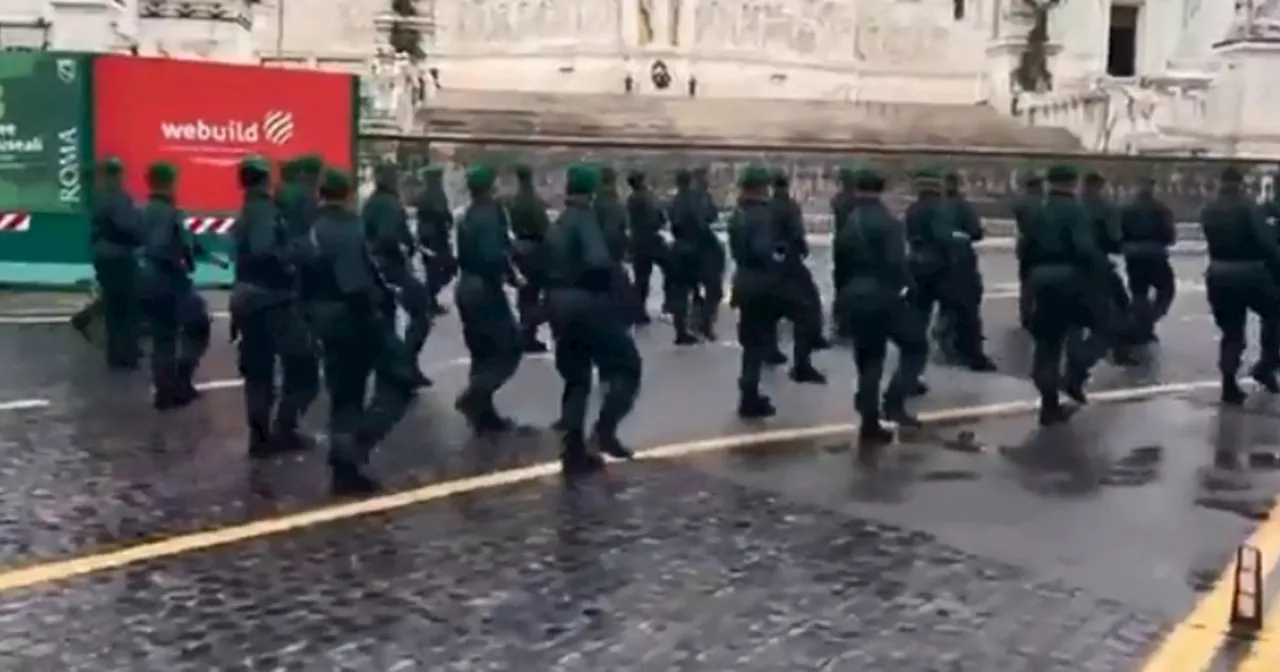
[0,249,1276,670]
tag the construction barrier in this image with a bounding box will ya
[0,53,359,289]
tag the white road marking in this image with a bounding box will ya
[0,399,51,412]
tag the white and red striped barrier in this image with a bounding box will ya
[184,216,236,235]
[0,212,31,232]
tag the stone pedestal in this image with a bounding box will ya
[984,36,1061,115]
[1209,38,1280,156]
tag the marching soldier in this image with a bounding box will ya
[1080,170,1140,365]
[306,169,417,494]
[86,158,143,369]
[665,169,705,345]
[595,166,639,324]
[1012,170,1046,330]
[137,162,215,410]
[508,164,553,353]
[729,164,818,419]
[415,165,457,316]
[454,165,526,433]
[364,161,433,387]
[939,171,997,371]
[1199,166,1280,404]
[626,169,668,324]
[1023,165,1107,425]
[1119,176,1177,343]
[279,154,322,238]
[830,165,858,341]
[691,166,725,340]
[545,164,641,475]
[229,156,320,455]
[772,171,830,351]
[832,166,927,446]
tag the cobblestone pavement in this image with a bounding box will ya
[0,248,1273,671]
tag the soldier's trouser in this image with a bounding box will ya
[1017,261,1033,328]
[693,268,723,335]
[774,286,820,368]
[787,262,825,338]
[148,288,211,397]
[632,252,662,311]
[321,313,416,463]
[548,290,641,450]
[384,262,433,358]
[93,257,140,367]
[1206,281,1280,379]
[236,302,319,439]
[832,262,851,337]
[516,282,544,342]
[847,300,928,418]
[938,289,985,362]
[665,263,698,338]
[1124,256,1175,340]
[1102,263,1137,349]
[457,286,523,417]
[1028,282,1096,407]
[736,292,778,398]
[611,265,643,323]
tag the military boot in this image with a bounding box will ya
[593,432,635,460]
[1250,364,1280,394]
[328,434,380,495]
[1221,376,1247,405]
[561,433,605,477]
[883,399,921,429]
[737,392,776,420]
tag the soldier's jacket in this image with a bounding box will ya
[307,203,392,315]
[546,195,613,293]
[771,192,808,260]
[830,188,855,237]
[1081,191,1122,255]
[90,190,142,259]
[1119,194,1175,258]
[456,197,513,286]
[507,187,551,242]
[834,196,912,312]
[414,191,455,261]
[1011,190,1044,241]
[940,195,982,288]
[231,186,296,312]
[727,195,782,298]
[903,193,953,278]
[1200,193,1280,286]
[626,188,667,256]
[1021,192,1104,287]
[362,187,413,266]
[945,195,984,241]
[594,189,629,262]
[139,194,199,295]
[279,180,320,238]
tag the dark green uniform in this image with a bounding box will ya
[278,154,322,239]
[691,166,726,338]
[626,170,668,324]
[136,162,211,410]
[229,156,320,455]
[87,159,143,369]
[454,166,525,433]
[508,164,552,352]
[729,164,795,419]
[771,172,830,354]
[364,161,432,386]
[414,166,457,314]
[1118,178,1176,343]
[904,169,952,359]
[1011,173,1045,330]
[595,167,639,324]
[1199,167,1280,404]
[1023,165,1106,425]
[829,167,857,339]
[832,167,927,442]
[1081,172,1138,364]
[665,170,706,344]
[546,164,641,475]
[305,169,416,494]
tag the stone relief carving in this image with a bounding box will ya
[692,0,856,59]
[855,1,950,64]
[454,0,620,45]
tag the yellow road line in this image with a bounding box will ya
[0,379,1219,596]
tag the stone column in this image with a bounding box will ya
[1210,37,1280,156]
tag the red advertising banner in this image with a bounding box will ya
[92,55,354,213]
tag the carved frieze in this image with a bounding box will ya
[452,0,621,46]
[690,0,952,65]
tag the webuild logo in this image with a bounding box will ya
[159,110,295,147]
